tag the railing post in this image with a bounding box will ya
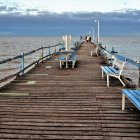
[135,60,140,88]
[111,47,115,53]
[54,46,56,54]
[19,53,25,75]
[61,44,64,50]
[48,47,51,58]
[138,61,140,88]
[41,46,44,61]
[59,44,61,51]
[111,47,115,65]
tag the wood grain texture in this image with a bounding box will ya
[0,42,140,140]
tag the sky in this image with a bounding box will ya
[0,0,140,36]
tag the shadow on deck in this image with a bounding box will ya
[0,42,140,140]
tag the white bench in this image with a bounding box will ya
[91,46,99,57]
[101,57,126,86]
[122,89,140,110]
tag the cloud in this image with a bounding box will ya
[0,6,7,11]
[0,8,140,36]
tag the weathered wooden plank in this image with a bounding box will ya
[0,93,29,96]
[0,42,140,139]
[0,134,104,140]
[104,137,140,140]
[0,129,103,136]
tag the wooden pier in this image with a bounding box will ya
[0,42,140,140]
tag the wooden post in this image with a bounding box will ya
[65,35,68,51]
[65,35,71,51]
[62,36,65,51]
[68,35,71,51]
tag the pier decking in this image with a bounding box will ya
[0,42,140,140]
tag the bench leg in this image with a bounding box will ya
[72,61,75,68]
[66,61,68,68]
[122,94,125,110]
[118,77,126,86]
[102,70,104,78]
[91,51,93,57]
[96,51,99,57]
[60,61,62,68]
[107,75,109,86]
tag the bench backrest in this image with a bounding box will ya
[112,56,126,75]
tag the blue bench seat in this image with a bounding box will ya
[122,89,140,110]
[101,66,119,75]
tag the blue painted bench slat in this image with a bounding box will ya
[59,57,66,60]
[101,66,119,75]
[122,89,140,110]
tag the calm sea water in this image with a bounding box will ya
[0,36,62,60]
[0,36,139,86]
[100,36,140,61]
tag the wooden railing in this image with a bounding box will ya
[0,40,82,85]
[0,43,64,83]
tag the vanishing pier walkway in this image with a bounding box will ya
[0,42,140,140]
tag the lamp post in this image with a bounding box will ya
[88,30,91,36]
[94,19,99,42]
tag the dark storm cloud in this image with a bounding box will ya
[0,5,17,12]
[0,6,7,11]
[7,7,17,12]
[0,9,140,36]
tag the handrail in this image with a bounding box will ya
[0,40,81,84]
[95,42,140,87]
[0,43,64,83]
[96,42,140,68]
[0,53,53,83]
[0,43,62,65]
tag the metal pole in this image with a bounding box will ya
[97,21,100,42]
[65,35,68,51]
[89,30,91,36]
[92,27,95,41]
[95,19,100,43]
